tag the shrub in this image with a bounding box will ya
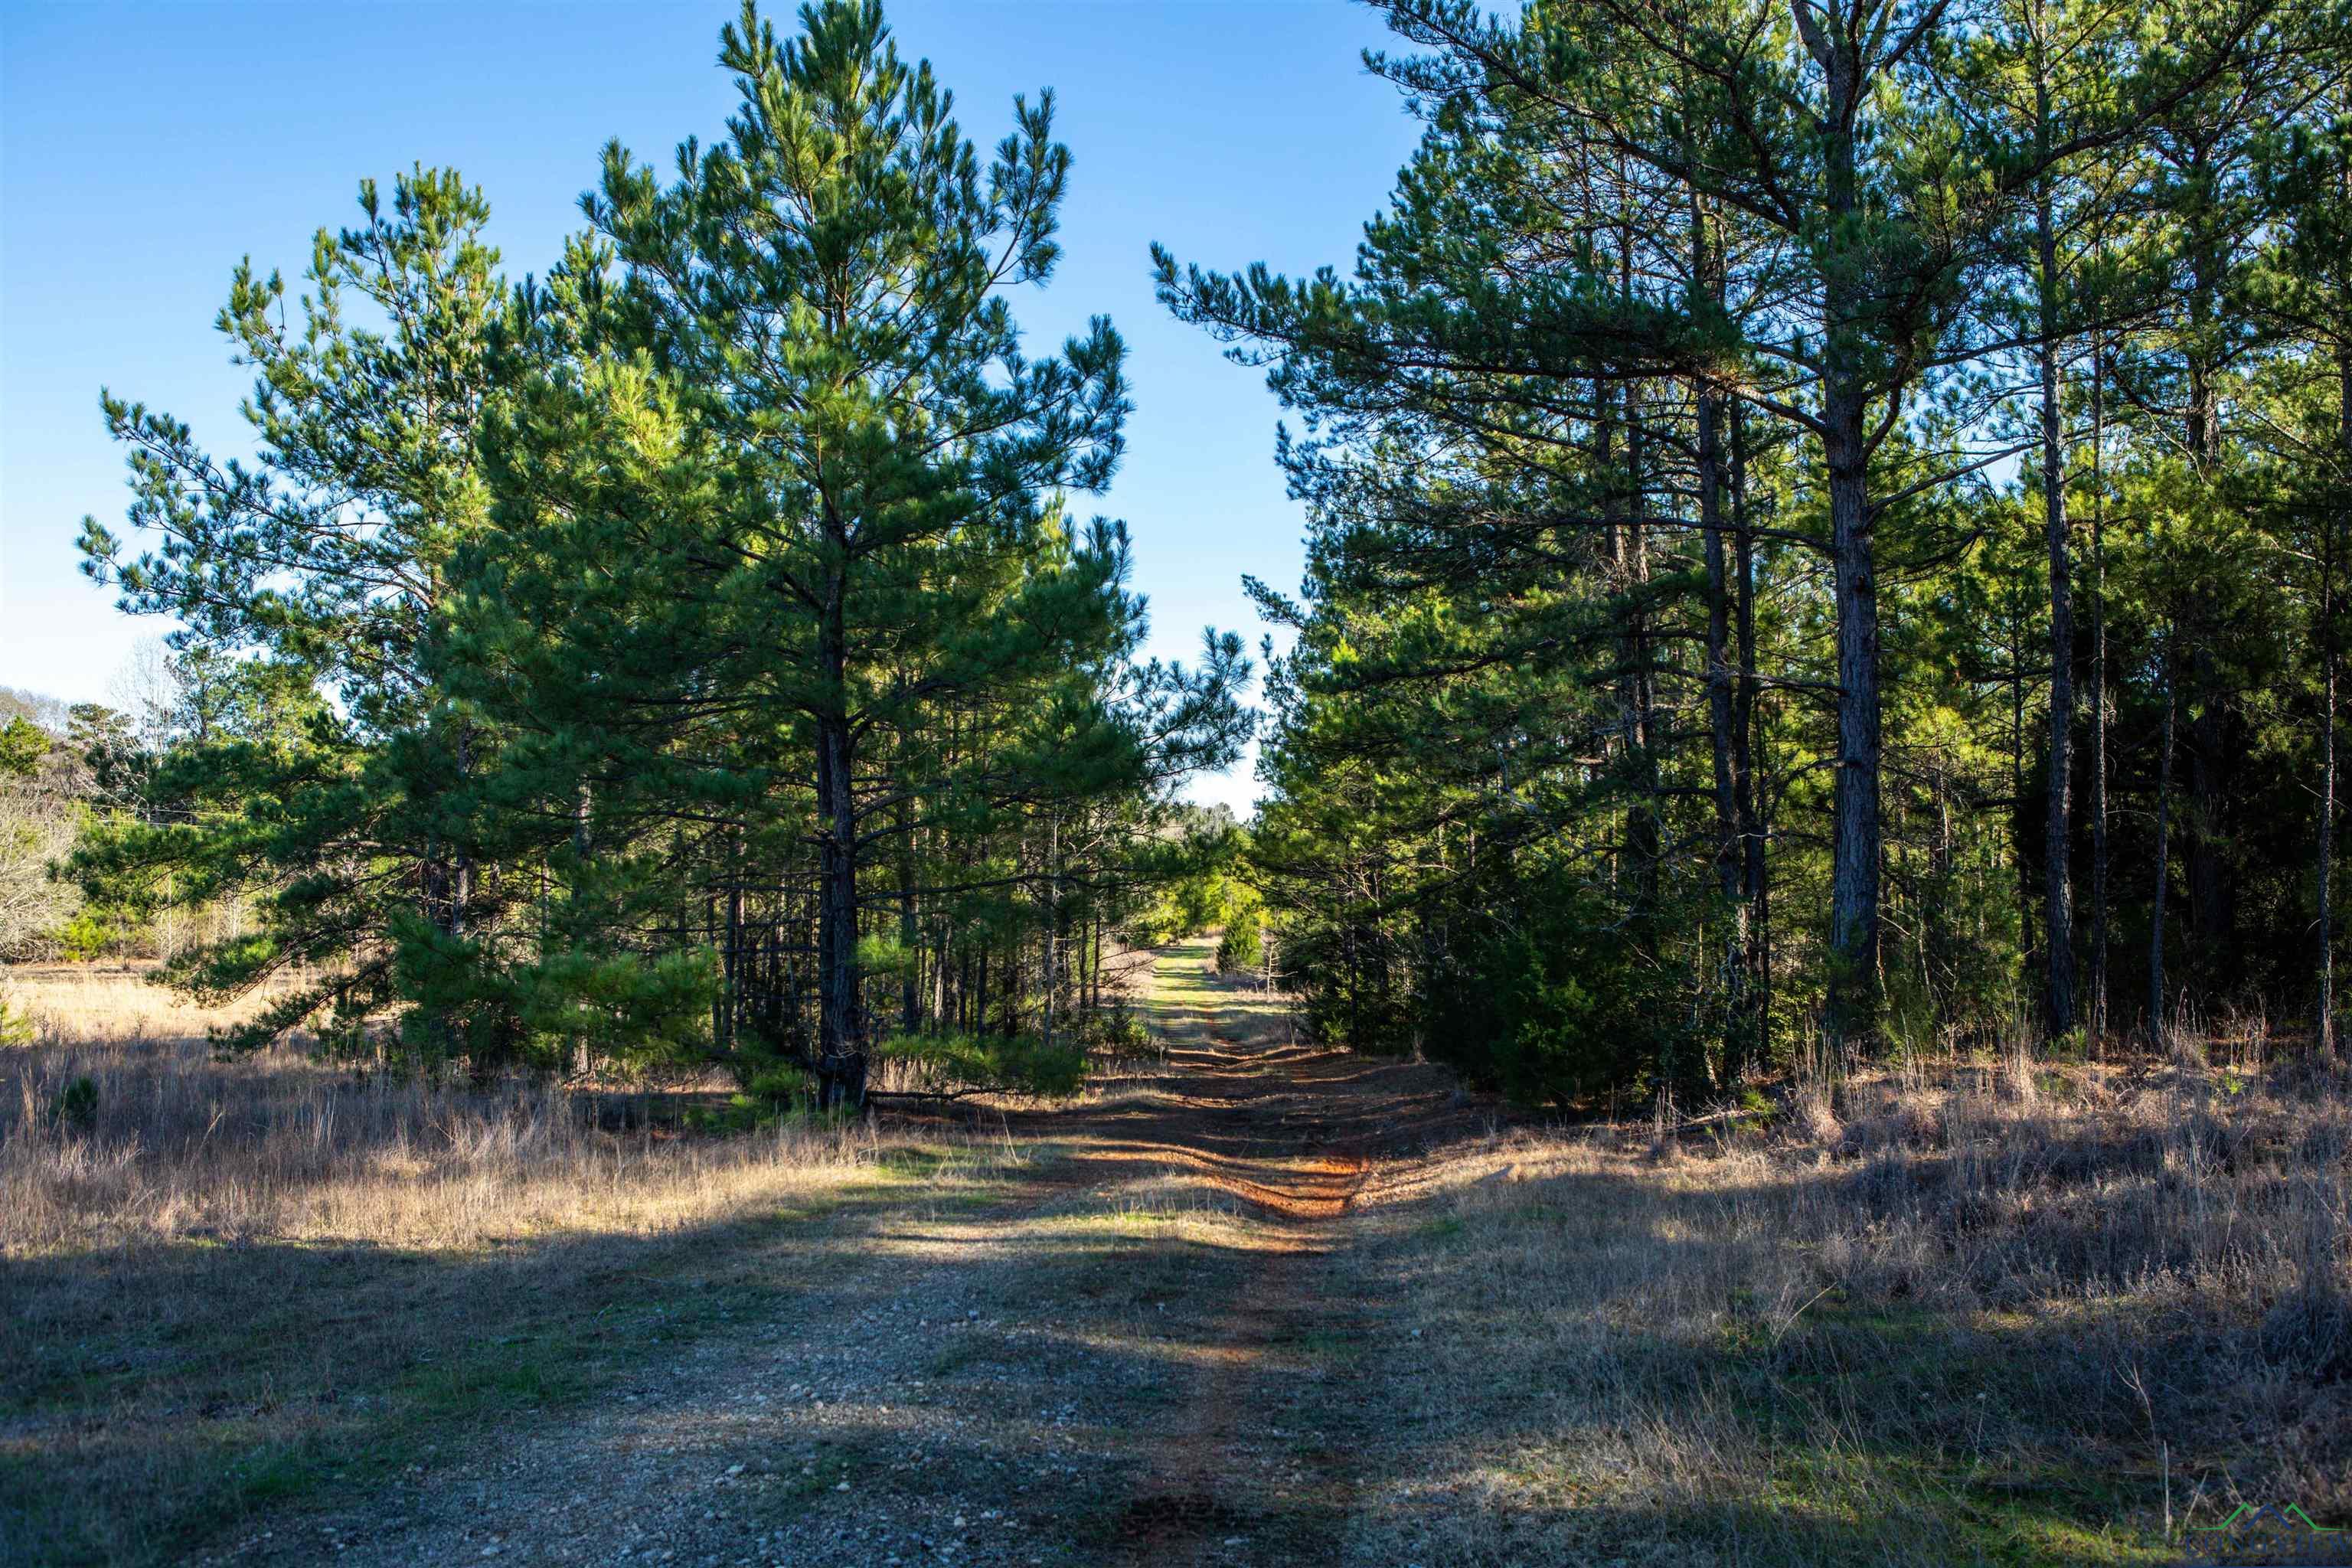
[1085,996,1152,1054]
[742,1063,815,1106]
[50,1074,98,1132]
[0,791,81,960]
[1215,915,1263,975]
[53,906,135,963]
[875,1029,1088,1099]
[1419,881,1703,1106]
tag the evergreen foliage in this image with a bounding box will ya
[1160,0,2352,1103]
[54,0,2352,1114]
[73,1,1251,1098]
[76,165,506,1047]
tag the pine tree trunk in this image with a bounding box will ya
[2318,598,2336,1057]
[2323,339,2350,1059]
[1799,0,1881,1055]
[725,844,743,1053]
[1599,374,1642,908]
[1002,929,1020,1039]
[2013,593,2036,982]
[897,795,919,1037]
[2184,168,2229,1006]
[1041,815,1060,1051]
[2089,340,2111,1044]
[972,948,988,1040]
[934,924,951,1027]
[1694,203,1748,1082]
[1625,376,1663,929]
[452,722,473,944]
[2188,662,2227,998]
[1733,400,1769,1065]
[1825,394,1881,1048]
[2036,162,2077,1039]
[1700,384,1746,1077]
[1820,54,1880,1047]
[2151,644,2179,1047]
[814,591,864,1106]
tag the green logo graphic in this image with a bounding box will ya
[2191,1504,2344,1537]
[2181,1503,2348,1566]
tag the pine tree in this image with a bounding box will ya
[2246,67,2352,1053]
[74,168,506,1047]
[459,0,1248,1099]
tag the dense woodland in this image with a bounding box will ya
[17,0,2352,1115]
[1158,0,2352,1106]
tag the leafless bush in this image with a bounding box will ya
[0,792,80,959]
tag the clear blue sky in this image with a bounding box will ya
[0,0,1426,812]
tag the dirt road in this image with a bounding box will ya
[218,937,1467,1568]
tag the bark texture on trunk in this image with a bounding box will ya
[1825,401,1882,1046]
[2036,168,2077,1039]
[2183,173,2230,1008]
[897,797,919,1037]
[1694,198,1753,1082]
[814,592,865,1108]
[1701,384,1747,1077]
[2151,646,2178,1047]
[2323,341,2350,1058]
[2089,341,2111,1042]
[2320,623,2336,1056]
[1813,28,1882,1051]
[1732,401,1769,1066]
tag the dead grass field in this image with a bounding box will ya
[1319,1046,2352,1565]
[6,952,2350,1567]
[3,961,301,1045]
[0,967,1028,1566]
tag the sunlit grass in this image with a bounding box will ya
[1318,1045,2352,1564]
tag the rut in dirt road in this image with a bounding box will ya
[210,937,1474,1568]
[1106,970,1375,1565]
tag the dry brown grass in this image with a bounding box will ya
[0,962,953,1257]
[2,960,295,1044]
[2,1031,936,1257]
[1325,1041,2352,1565]
[15,946,2352,1567]
[0,965,1022,1568]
